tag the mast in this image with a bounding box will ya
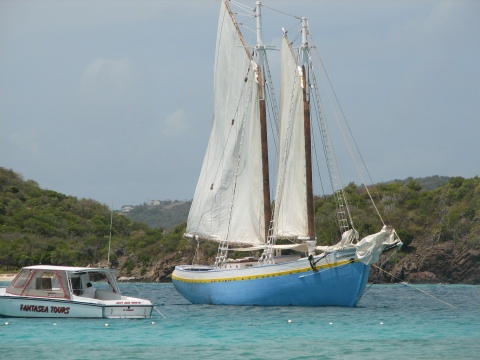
[301,18,315,239]
[255,1,272,240]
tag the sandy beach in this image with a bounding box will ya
[0,274,15,282]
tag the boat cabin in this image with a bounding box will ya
[6,265,120,300]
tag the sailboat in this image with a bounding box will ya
[172,0,402,307]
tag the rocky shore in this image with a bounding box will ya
[117,241,480,285]
[370,242,480,284]
[2,241,478,286]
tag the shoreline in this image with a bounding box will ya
[0,274,15,282]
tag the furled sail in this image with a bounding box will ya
[272,34,309,239]
[355,226,398,265]
[185,1,265,245]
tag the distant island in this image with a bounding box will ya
[120,200,191,230]
[0,167,478,284]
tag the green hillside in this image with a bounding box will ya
[124,200,191,229]
[1,167,478,283]
[315,177,479,249]
[0,167,189,275]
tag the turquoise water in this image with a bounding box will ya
[1,282,479,359]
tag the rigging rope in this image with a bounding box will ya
[371,264,457,309]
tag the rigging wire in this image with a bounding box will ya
[193,2,395,251]
[310,120,326,197]
[229,0,256,17]
[229,1,260,38]
[308,35,375,185]
[283,25,302,45]
[258,3,388,231]
[308,34,386,227]
[264,71,279,200]
[262,4,301,20]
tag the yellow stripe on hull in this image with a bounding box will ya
[172,258,355,284]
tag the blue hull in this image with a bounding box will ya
[172,257,370,307]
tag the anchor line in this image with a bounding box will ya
[304,255,354,278]
[154,306,167,319]
[362,246,402,296]
[371,264,457,309]
[308,253,327,272]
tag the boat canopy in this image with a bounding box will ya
[6,266,120,298]
[7,267,71,298]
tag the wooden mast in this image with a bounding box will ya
[259,68,272,240]
[256,1,272,240]
[301,18,315,239]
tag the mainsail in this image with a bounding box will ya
[185,1,265,246]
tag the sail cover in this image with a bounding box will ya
[185,1,265,246]
[272,35,309,239]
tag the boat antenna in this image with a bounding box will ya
[108,206,113,268]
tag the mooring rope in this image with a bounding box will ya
[371,264,456,309]
[154,306,167,319]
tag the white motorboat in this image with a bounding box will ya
[0,265,154,318]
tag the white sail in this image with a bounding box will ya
[173,1,402,308]
[272,35,309,239]
[185,1,265,246]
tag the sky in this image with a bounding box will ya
[1,0,479,209]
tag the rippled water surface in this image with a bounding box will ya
[1,282,479,359]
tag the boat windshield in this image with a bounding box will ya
[10,269,30,287]
[68,270,120,295]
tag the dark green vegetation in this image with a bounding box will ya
[315,176,479,249]
[0,168,190,275]
[1,167,479,282]
[124,200,191,230]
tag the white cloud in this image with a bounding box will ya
[163,110,188,138]
[79,57,138,103]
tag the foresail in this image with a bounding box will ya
[185,0,265,246]
[272,35,309,239]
